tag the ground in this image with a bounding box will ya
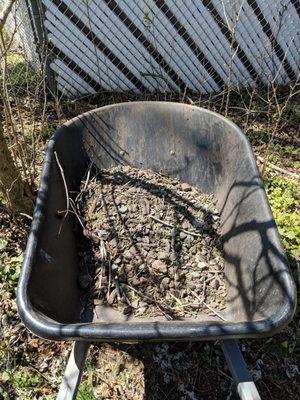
[0,58,299,399]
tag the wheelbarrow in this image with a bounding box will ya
[17,102,296,400]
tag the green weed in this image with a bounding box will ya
[264,175,300,263]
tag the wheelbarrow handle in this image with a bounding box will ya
[56,341,91,400]
[221,339,261,400]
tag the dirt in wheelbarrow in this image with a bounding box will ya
[76,165,227,319]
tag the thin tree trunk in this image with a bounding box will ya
[0,112,33,214]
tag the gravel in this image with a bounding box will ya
[76,165,227,319]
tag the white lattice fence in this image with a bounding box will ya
[6,0,300,97]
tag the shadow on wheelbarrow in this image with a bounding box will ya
[17,102,296,399]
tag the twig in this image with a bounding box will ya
[54,151,70,235]
[256,155,299,179]
[201,280,206,303]
[189,289,227,321]
[202,302,227,321]
[125,284,173,320]
[168,291,183,306]
[19,213,33,220]
[150,215,205,238]
[107,261,112,300]
[83,163,92,192]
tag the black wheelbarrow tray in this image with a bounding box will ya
[17,102,296,399]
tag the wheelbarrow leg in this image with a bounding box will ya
[56,341,91,400]
[221,339,261,400]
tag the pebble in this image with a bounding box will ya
[93,298,103,306]
[192,219,205,229]
[132,277,140,286]
[123,306,133,315]
[161,277,170,288]
[157,251,168,260]
[170,252,177,261]
[190,271,201,279]
[182,221,191,230]
[123,250,132,259]
[179,231,187,240]
[152,260,168,273]
[181,182,191,192]
[129,245,136,255]
[78,165,226,319]
[111,264,118,272]
[97,229,109,240]
[109,238,117,247]
[214,279,220,289]
[119,205,128,213]
[197,261,207,270]
[146,250,156,261]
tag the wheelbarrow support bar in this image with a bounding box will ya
[57,341,90,400]
[57,340,261,400]
[221,339,261,400]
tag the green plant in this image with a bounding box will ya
[77,382,97,400]
[0,247,23,298]
[264,175,300,261]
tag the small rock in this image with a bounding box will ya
[146,250,156,261]
[185,235,194,244]
[119,205,128,214]
[152,260,168,273]
[214,279,220,289]
[182,220,190,230]
[129,245,137,255]
[111,263,119,272]
[168,267,175,275]
[179,231,187,240]
[93,298,104,306]
[169,252,177,261]
[181,182,191,192]
[192,219,204,229]
[197,261,207,270]
[170,150,175,155]
[132,277,140,286]
[190,271,201,279]
[109,238,117,247]
[97,229,109,240]
[123,250,132,259]
[123,306,133,315]
[161,277,170,288]
[157,251,168,260]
